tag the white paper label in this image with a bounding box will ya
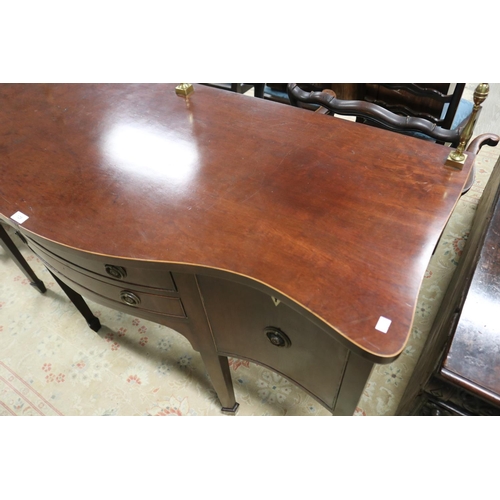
[375,316,392,334]
[10,211,29,224]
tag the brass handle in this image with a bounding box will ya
[105,264,127,279]
[264,327,291,348]
[120,290,141,306]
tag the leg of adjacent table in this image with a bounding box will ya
[0,224,47,293]
[48,270,101,332]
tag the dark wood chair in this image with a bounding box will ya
[287,83,471,145]
[287,83,499,193]
[266,83,470,128]
[362,84,466,130]
[283,83,469,130]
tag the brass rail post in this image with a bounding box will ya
[445,83,490,169]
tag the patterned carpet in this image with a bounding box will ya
[1,110,499,417]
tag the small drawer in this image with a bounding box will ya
[26,235,177,292]
[31,242,186,319]
[197,275,349,409]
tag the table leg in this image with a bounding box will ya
[199,352,239,414]
[173,272,239,414]
[332,352,374,416]
[47,270,101,332]
[0,224,47,293]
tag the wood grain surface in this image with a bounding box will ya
[0,84,474,361]
[396,155,500,415]
[442,188,500,405]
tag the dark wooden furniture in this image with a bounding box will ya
[0,84,480,415]
[205,84,470,129]
[360,84,466,130]
[287,83,498,194]
[397,155,500,416]
[268,83,469,127]
[202,83,266,98]
[287,83,469,146]
[0,223,46,293]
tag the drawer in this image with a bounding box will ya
[197,275,349,409]
[31,242,186,319]
[25,235,177,292]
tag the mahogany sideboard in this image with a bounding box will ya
[397,154,500,416]
[0,84,476,415]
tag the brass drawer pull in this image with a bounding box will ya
[120,290,141,306]
[264,327,291,348]
[105,264,127,279]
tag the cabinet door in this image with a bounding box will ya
[197,275,350,410]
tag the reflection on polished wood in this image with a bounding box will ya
[0,84,476,414]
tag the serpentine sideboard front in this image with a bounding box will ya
[0,84,476,414]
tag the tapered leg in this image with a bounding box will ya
[173,272,239,414]
[199,352,239,414]
[48,270,101,332]
[332,353,374,416]
[0,224,46,293]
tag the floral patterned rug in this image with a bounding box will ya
[1,144,498,417]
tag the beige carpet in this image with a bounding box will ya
[1,95,499,416]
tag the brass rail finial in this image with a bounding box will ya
[445,83,489,169]
[175,83,194,97]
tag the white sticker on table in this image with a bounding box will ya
[375,316,392,334]
[10,211,29,224]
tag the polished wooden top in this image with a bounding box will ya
[0,84,474,361]
[442,188,500,405]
